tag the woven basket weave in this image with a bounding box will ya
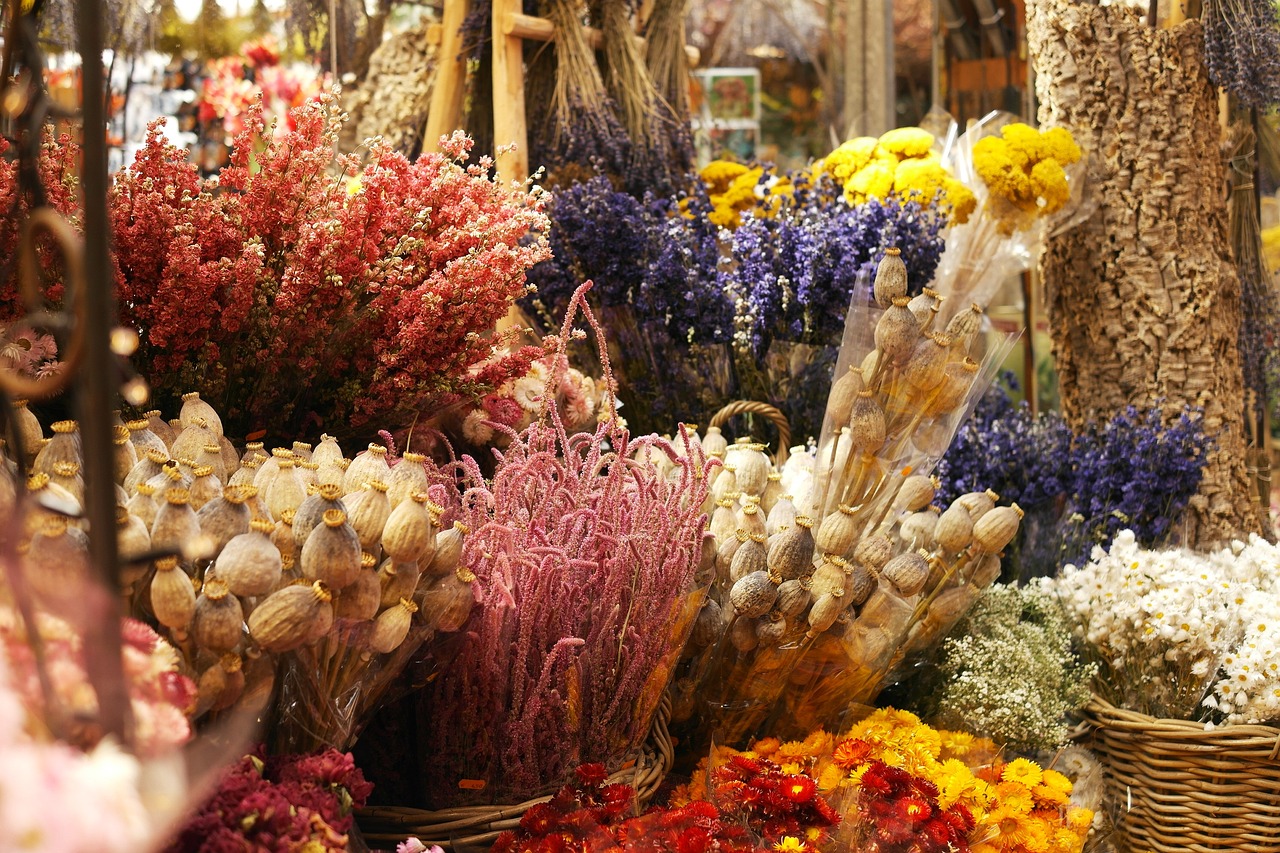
[1083,695,1280,853]
[709,401,792,465]
[357,693,675,849]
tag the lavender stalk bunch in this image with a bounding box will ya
[1203,0,1280,108]
[524,177,736,435]
[420,288,713,806]
[727,180,947,440]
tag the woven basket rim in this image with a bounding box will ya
[1086,695,1280,752]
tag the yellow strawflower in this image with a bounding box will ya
[1002,757,1045,788]
[972,122,1082,233]
[879,126,936,159]
[773,837,806,853]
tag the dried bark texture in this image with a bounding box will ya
[345,27,438,157]
[1026,0,1265,547]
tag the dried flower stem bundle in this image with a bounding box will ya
[420,286,712,805]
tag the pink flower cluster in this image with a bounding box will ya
[0,610,195,757]
[0,323,61,380]
[164,748,373,852]
[197,37,326,135]
[421,289,713,805]
[0,133,81,319]
[105,96,549,441]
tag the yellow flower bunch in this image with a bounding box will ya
[971,123,1082,235]
[1262,223,1280,273]
[698,160,795,228]
[816,128,977,224]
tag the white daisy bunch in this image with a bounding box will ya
[1055,530,1280,726]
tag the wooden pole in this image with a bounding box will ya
[422,0,468,154]
[492,0,529,183]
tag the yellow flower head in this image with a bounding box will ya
[701,159,751,194]
[983,806,1038,850]
[935,759,978,810]
[1040,126,1082,165]
[1048,826,1087,853]
[972,123,1082,232]
[823,137,879,181]
[994,780,1036,815]
[1032,782,1071,807]
[1030,159,1071,214]
[1066,807,1094,834]
[879,126,936,160]
[773,837,806,853]
[1002,758,1045,788]
[845,162,895,204]
[753,736,783,757]
[943,177,977,224]
[817,763,847,792]
[939,730,976,758]
[1040,768,1073,794]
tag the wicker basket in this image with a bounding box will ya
[357,693,675,849]
[709,401,792,465]
[1083,695,1280,853]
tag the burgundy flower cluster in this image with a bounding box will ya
[0,133,81,318]
[493,764,760,853]
[164,748,373,853]
[848,760,974,853]
[708,754,841,845]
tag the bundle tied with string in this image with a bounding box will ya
[694,249,1022,746]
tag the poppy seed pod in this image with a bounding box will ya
[873,247,908,308]
[874,297,920,367]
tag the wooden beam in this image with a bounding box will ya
[422,0,468,154]
[492,0,529,183]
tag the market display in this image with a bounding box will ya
[1,0,1279,851]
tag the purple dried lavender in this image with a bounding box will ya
[1203,0,1280,108]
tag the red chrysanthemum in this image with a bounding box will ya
[782,776,817,804]
[577,763,610,786]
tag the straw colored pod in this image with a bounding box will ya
[734,444,771,498]
[266,459,306,520]
[252,448,292,494]
[239,442,265,466]
[227,454,261,487]
[698,531,718,581]
[301,509,362,589]
[956,489,999,522]
[370,598,418,654]
[756,614,789,647]
[24,515,90,610]
[727,615,758,652]
[874,297,920,367]
[761,472,783,513]
[709,500,737,544]
[969,552,1003,588]
[344,480,391,552]
[336,553,382,621]
[816,505,859,555]
[151,557,196,631]
[218,519,283,597]
[117,504,151,562]
[766,494,797,537]
[152,488,200,555]
[384,452,426,506]
[171,417,217,464]
[972,504,1023,554]
[144,410,176,448]
[701,426,728,460]
[825,366,866,430]
[12,399,43,462]
[898,507,939,551]
[112,424,138,485]
[192,579,244,653]
[296,460,319,489]
[290,441,312,462]
[858,581,916,631]
[848,391,887,454]
[895,475,937,513]
[239,485,270,526]
[382,492,438,564]
[33,420,80,477]
[425,521,467,578]
[806,593,844,637]
[729,533,768,583]
[846,561,878,605]
[344,444,392,494]
[907,287,942,327]
[316,459,345,489]
[882,551,930,596]
[934,504,974,553]
[125,417,166,459]
[735,501,766,540]
[195,443,227,485]
[197,486,253,554]
[311,434,344,468]
[710,465,738,504]
[945,303,984,345]
[272,510,297,564]
[49,461,84,504]
[912,585,980,651]
[730,570,777,618]
[809,555,849,600]
[716,530,746,579]
[180,392,223,438]
[926,357,979,417]
[294,483,347,546]
[127,482,159,529]
[767,516,815,581]
[188,465,222,510]
[904,333,952,393]
[248,581,333,652]
[690,598,725,648]
[419,568,475,633]
[378,558,421,610]
[197,653,245,715]
[873,247,908,307]
[853,534,894,571]
[775,579,811,619]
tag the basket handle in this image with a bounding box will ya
[709,400,792,465]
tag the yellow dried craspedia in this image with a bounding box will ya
[878,127,935,160]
